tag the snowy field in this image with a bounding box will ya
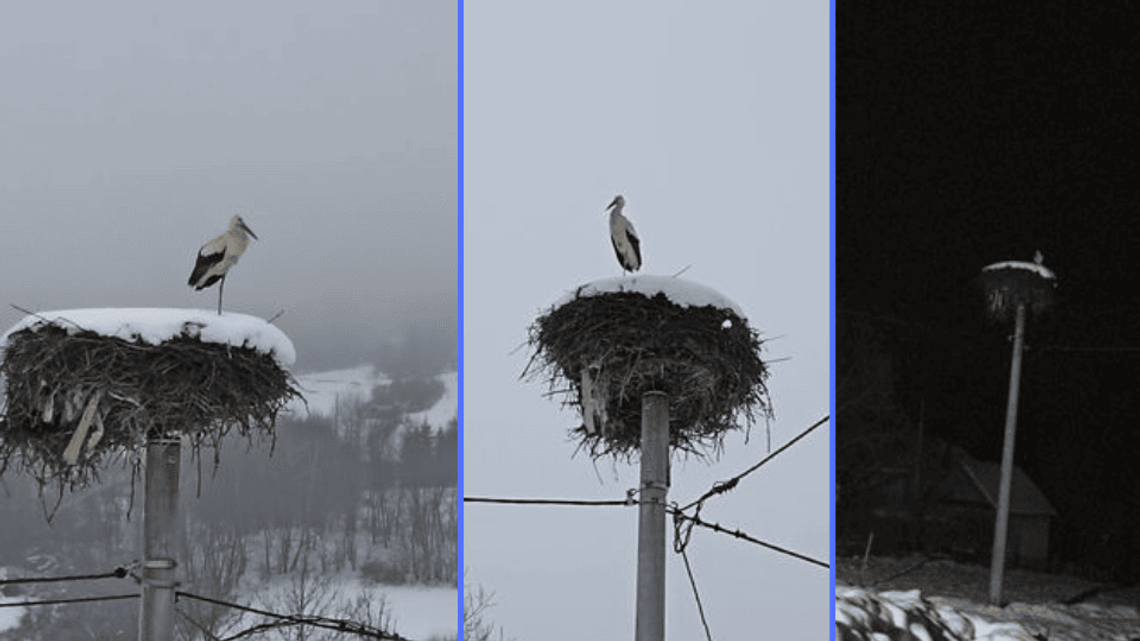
[284,366,457,424]
[377,584,457,641]
[284,364,391,417]
[248,578,457,641]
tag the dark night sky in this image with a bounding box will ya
[839,1,1140,564]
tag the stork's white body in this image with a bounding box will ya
[606,195,641,273]
[189,215,258,314]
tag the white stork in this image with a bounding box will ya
[188,215,258,315]
[606,194,641,273]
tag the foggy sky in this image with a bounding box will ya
[0,0,457,372]
[463,1,830,639]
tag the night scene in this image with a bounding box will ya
[836,2,1140,638]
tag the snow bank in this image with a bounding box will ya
[1,308,295,367]
[555,274,747,318]
[837,584,1140,641]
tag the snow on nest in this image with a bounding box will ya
[0,308,296,368]
[555,274,747,318]
[983,261,1057,281]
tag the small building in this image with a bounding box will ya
[932,447,1057,569]
[855,444,1057,569]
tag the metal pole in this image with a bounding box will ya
[989,303,1025,606]
[140,438,181,641]
[636,391,668,641]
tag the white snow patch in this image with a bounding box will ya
[285,364,389,418]
[0,570,25,635]
[380,584,457,640]
[250,578,456,640]
[555,274,747,318]
[982,261,1057,281]
[0,598,24,635]
[0,308,295,367]
[408,371,458,429]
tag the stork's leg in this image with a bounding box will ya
[217,275,225,315]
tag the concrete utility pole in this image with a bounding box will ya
[989,303,1025,606]
[635,391,668,641]
[139,438,181,641]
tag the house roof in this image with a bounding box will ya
[947,447,1056,517]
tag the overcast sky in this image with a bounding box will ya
[463,1,830,639]
[0,0,457,372]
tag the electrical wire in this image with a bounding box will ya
[464,496,628,506]
[680,548,714,641]
[680,415,829,513]
[0,567,130,586]
[0,575,410,640]
[0,593,138,608]
[672,509,828,569]
[175,590,412,641]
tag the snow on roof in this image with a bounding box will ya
[555,274,747,318]
[0,308,296,368]
[982,260,1056,281]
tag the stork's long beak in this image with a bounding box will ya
[606,198,619,211]
[240,221,258,240]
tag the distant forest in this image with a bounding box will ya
[0,371,457,641]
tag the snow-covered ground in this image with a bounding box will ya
[837,555,1140,640]
[838,585,1140,641]
[285,366,458,429]
[0,308,296,367]
[285,364,390,418]
[0,578,25,635]
[249,578,457,641]
[409,371,458,428]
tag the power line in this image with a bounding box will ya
[680,415,829,513]
[0,593,138,608]
[672,510,829,569]
[176,590,413,641]
[464,496,629,506]
[679,548,714,641]
[0,567,130,586]
[0,582,411,639]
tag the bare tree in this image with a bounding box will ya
[463,583,512,641]
[176,520,250,640]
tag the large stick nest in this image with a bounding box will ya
[0,323,302,491]
[525,290,772,460]
[978,262,1057,322]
